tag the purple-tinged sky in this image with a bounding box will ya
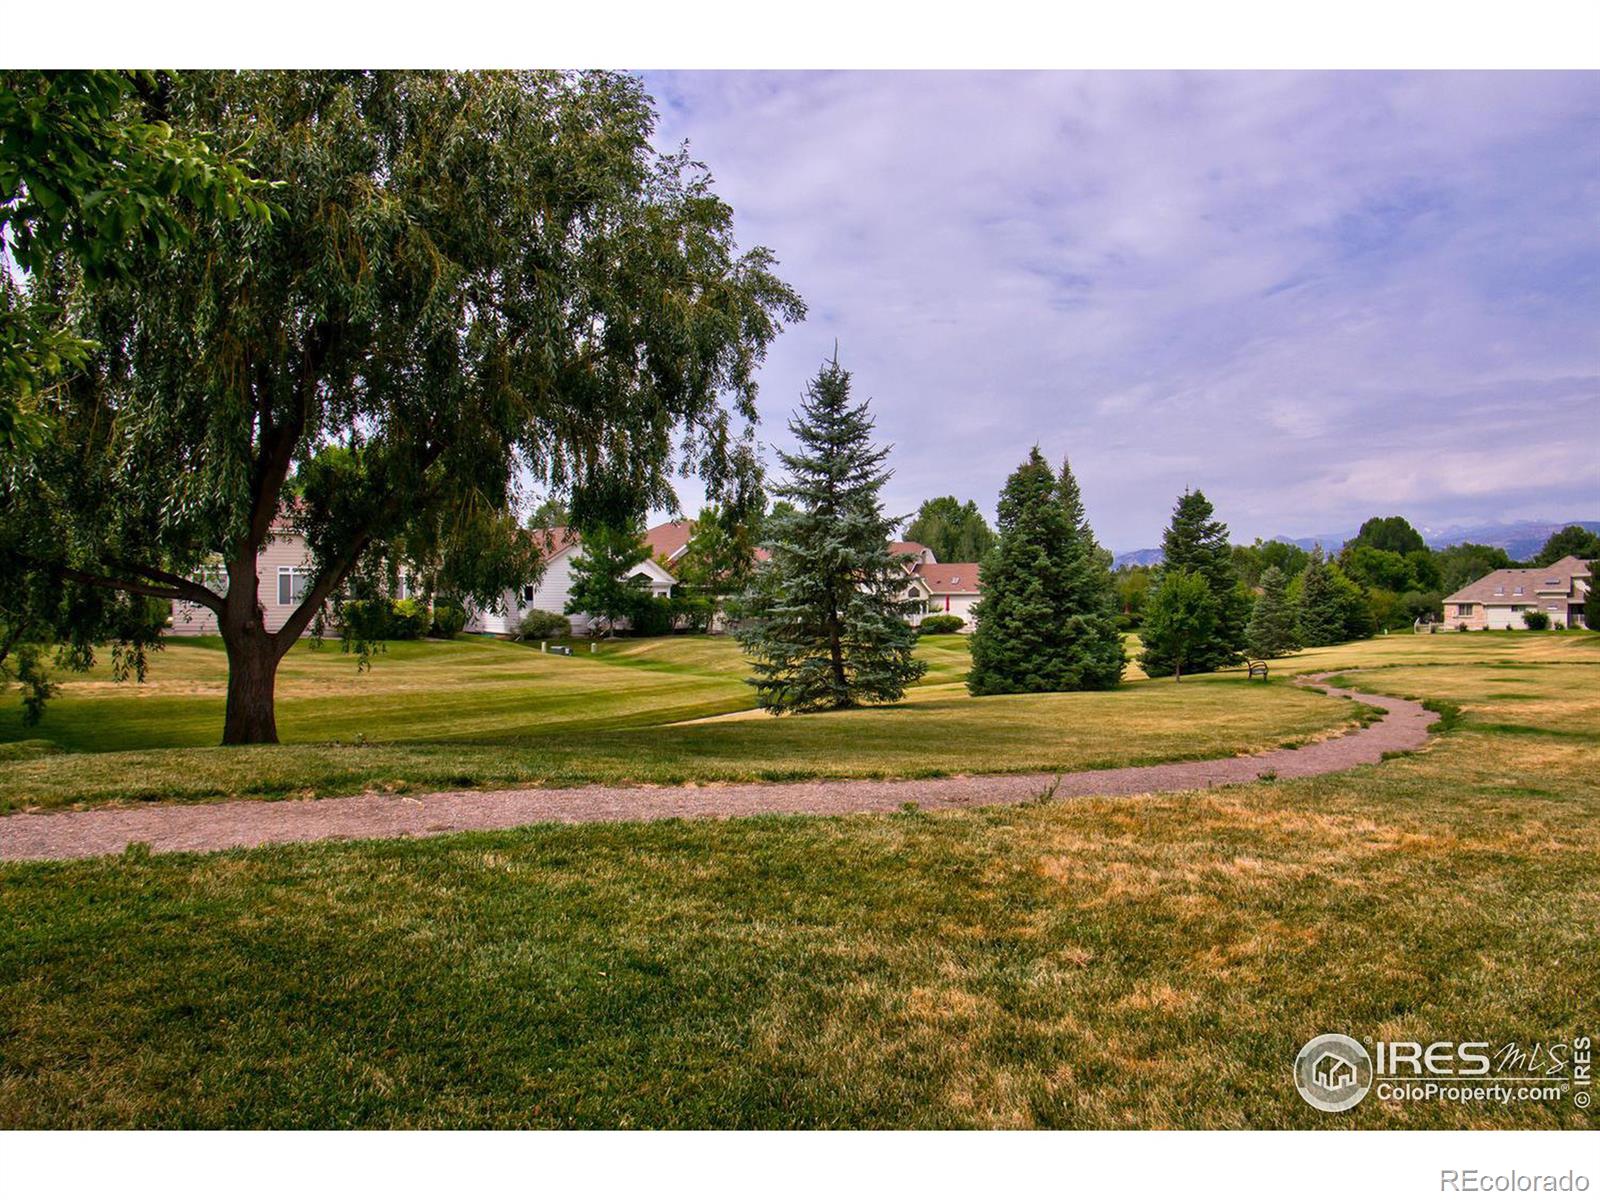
[643,71,1599,552]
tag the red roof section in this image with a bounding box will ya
[644,520,694,563]
[914,562,981,593]
[527,526,581,563]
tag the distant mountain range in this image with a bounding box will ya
[1112,519,1599,570]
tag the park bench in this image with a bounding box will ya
[1246,659,1269,681]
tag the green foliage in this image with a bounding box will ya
[567,524,653,634]
[0,70,274,462]
[1522,610,1551,630]
[1533,525,1600,567]
[387,599,429,641]
[628,594,676,638]
[4,70,801,743]
[1113,564,1154,627]
[1138,569,1217,681]
[1230,539,1310,589]
[525,497,571,531]
[967,450,1123,695]
[1294,548,1372,646]
[517,609,572,641]
[737,357,925,713]
[1346,515,1427,557]
[904,496,996,564]
[669,594,715,634]
[676,503,764,602]
[1140,489,1248,676]
[917,614,966,635]
[1435,543,1513,594]
[429,601,467,640]
[1244,566,1299,659]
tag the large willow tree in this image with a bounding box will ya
[3,71,802,743]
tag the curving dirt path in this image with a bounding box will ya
[0,675,1433,862]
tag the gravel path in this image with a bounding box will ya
[0,675,1432,862]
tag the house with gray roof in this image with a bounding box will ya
[1442,555,1591,629]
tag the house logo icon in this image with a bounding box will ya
[1295,1034,1373,1112]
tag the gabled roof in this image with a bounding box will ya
[527,526,582,563]
[644,520,695,563]
[915,562,981,594]
[1444,558,1592,604]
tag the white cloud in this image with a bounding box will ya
[645,71,1600,549]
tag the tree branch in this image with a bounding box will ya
[58,565,198,606]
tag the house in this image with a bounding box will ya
[465,525,677,637]
[168,519,393,637]
[891,541,983,629]
[1442,556,1591,629]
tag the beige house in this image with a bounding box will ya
[892,541,983,629]
[168,522,367,637]
[1442,555,1591,630]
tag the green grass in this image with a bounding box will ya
[0,634,1357,812]
[1,631,1596,1128]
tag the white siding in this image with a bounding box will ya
[465,547,675,637]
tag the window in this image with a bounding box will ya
[1457,603,1474,615]
[277,566,312,607]
[1493,586,1504,596]
[1513,586,1524,596]
[521,585,536,604]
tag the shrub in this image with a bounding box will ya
[517,609,572,640]
[339,598,393,643]
[1522,611,1550,630]
[628,593,675,637]
[917,613,966,635]
[387,598,429,640]
[430,601,467,639]
[670,594,714,633]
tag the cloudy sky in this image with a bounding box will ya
[643,71,1598,552]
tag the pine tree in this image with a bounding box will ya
[566,522,652,635]
[1245,565,1299,658]
[967,449,1123,695]
[1139,489,1248,676]
[1294,548,1350,647]
[736,357,924,713]
[1140,570,1217,682]
[1053,455,1125,688]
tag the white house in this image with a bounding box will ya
[890,540,983,629]
[465,525,676,637]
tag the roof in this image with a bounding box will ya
[527,526,582,563]
[644,520,695,563]
[914,562,981,594]
[890,541,929,558]
[1443,557,1592,604]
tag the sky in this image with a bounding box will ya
[639,71,1599,553]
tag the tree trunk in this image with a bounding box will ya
[828,608,847,695]
[222,625,282,744]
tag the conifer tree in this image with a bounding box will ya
[1138,488,1249,676]
[967,449,1123,694]
[1245,565,1300,658]
[737,357,924,713]
[1293,547,1360,647]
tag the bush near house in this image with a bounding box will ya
[517,610,573,640]
[1522,611,1550,630]
[917,614,966,635]
[429,602,468,640]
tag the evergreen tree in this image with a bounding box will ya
[1245,565,1299,658]
[566,522,652,635]
[737,357,924,713]
[967,449,1123,695]
[1294,547,1370,646]
[1139,489,1248,676]
[1533,524,1600,566]
[1139,570,1216,682]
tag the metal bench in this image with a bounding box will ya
[1246,659,1269,681]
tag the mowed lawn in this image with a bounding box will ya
[1,631,1596,1128]
[0,634,1352,812]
